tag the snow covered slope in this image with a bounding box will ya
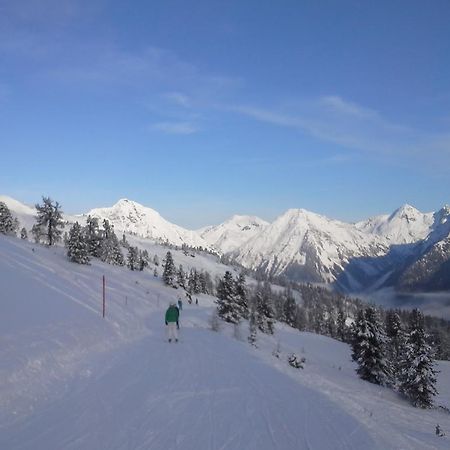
[356,204,434,244]
[0,195,82,231]
[84,199,212,250]
[199,214,269,254]
[233,208,388,283]
[0,195,37,231]
[1,235,449,449]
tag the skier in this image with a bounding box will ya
[177,297,183,311]
[165,302,180,343]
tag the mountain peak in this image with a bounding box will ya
[279,208,328,225]
[388,204,423,223]
[114,198,145,209]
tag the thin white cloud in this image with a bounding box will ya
[151,121,198,135]
[231,96,450,170]
[164,92,191,108]
[318,95,378,119]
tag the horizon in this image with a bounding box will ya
[1,1,450,228]
[1,192,446,230]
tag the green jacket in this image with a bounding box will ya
[165,305,179,323]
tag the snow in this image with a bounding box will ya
[199,214,269,254]
[0,195,37,232]
[234,208,388,283]
[1,235,450,449]
[84,199,213,250]
[356,204,434,244]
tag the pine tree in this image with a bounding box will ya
[199,271,207,294]
[20,227,28,240]
[162,251,177,287]
[283,290,297,327]
[216,271,240,323]
[193,269,202,294]
[202,270,213,294]
[35,196,64,246]
[248,304,258,347]
[295,306,308,331]
[385,310,406,382]
[31,223,44,243]
[235,273,249,319]
[139,250,149,271]
[85,216,102,257]
[254,282,275,334]
[66,222,90,264]
[127,246,139,270]
[177,265,187,289]
[187,268,195,293]
[120,233,130,248]
[337,310,347,342]
[0,202,18,235]
[325,311,336,338]
[311,303,327,335]
[351,307,390,385]
[100,220,124,265]
[399,309,438,408]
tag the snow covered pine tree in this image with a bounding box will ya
[0,202,18,235]
[66,222,90,264]
[399,309,438,408]
[35,196,64,246]
[216,271,240,324]
[351,307,390,385]
[162,251,177,287]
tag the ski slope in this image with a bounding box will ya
[1,235,449,449]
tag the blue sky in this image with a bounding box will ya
[1,0,449,228]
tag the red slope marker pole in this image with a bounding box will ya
[102,275,106,318]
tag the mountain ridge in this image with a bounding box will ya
[2,194,449,292]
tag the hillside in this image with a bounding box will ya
[1,235,449,449]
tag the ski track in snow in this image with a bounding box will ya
[0,308,376,450]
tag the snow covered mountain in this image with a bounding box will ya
[339,205,450,292]
[2,193,449,292]
[356,204,434,244]
[394,206,450,291]
[199,215,269,254]
[84,198,213,250]
[233,208,389,283]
